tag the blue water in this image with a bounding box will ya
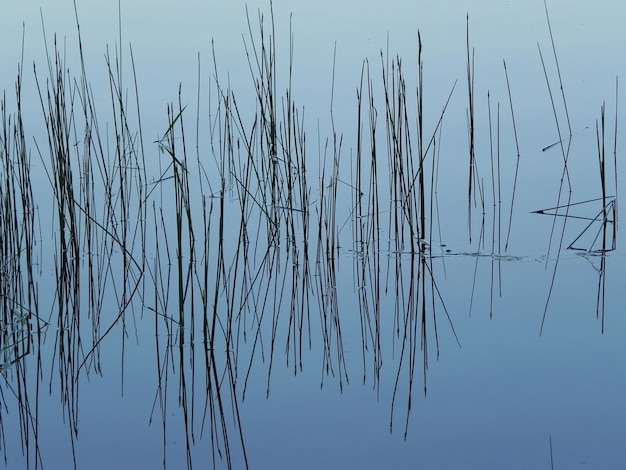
[1,1,625,469]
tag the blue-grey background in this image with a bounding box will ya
[1,1,625,469]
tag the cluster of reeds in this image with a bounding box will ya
[0,24,143,466]
[0,2,619,469]
[531,1,619,334]
[0,7,148,466]
[0,37,42,467]
[139,4,465,462]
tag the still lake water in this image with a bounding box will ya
[1,1,625,469]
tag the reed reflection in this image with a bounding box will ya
[0,3,620,470]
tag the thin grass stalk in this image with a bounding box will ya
[466,15,477,243]
[488,92,496,317]
[355,64,368,383]
[538,3,576,333]
[368,64,382,391]
[355,59,383,389]
[544,0,572,138]
[597,102,607,249]
[33,32,86,466]
[381,52,402,254]
[503,60,521,252]
[244,3,280,249]
[613,77,619,238]
[14,44,44,467]
[416,33,425,252]
[177,89,198,466]
[209,110,234,468]
[538,0,573,258]
[295,104,312,357]
[1,79,41,467]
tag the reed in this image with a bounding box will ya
[502,60,521,252]
[488,93,502,317]
[0,30,44,466]
[466,15,478,243]
[535,3,619,334]
[354,58,383,389]
[0,2,620,468]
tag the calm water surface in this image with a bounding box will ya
[0,1,625,469]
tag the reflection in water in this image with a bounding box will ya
[0,3,620,469]
[535,39,618,335]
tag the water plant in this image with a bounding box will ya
[0,1,619,468]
